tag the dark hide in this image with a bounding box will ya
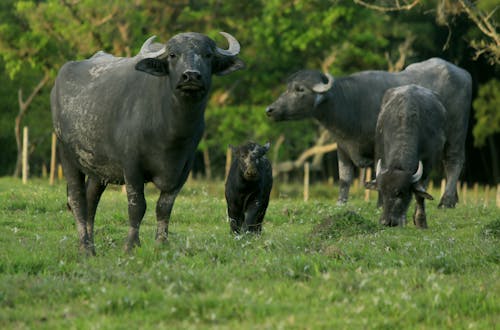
[365,85,446,228]
[266,58,471,207]
[51,32,244,254]
[225,142,273,234]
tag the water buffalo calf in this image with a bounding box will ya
[365,85,446,228]
[225,142,273,234]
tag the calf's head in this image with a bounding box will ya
[266,70,333,121]
[135,32,244,100]
[365,160,433,226]
[231,142,270,181]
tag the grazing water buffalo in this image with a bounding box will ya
[365,85,446,228]
[225,142,273,234]
[51,32,245,254]
[266,58,471,207]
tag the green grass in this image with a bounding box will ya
[0,177,499,329]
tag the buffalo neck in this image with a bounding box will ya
[313,81,360,139]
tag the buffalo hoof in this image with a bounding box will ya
[336,199,347,206]
[124,235,141,253]
[155,232,169,245]
[413,214,428,229]
[438,194,457,208]
[79,243,96,256]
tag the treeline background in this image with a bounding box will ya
[1,0,499,184]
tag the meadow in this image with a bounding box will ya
[0,177,499,329]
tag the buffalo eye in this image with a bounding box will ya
[169,52,177,59]
[295,85,305,93]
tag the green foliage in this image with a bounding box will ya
[0,0,498,178]
[0,178,499,328]
[473,79,500,147]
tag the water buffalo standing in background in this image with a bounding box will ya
[266,58,471,207]
[365,85,446,228]
[225,142,273,234]
[51,32,245,255]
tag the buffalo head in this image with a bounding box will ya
[266,70,333,121]
[231,142,271,181]
[365,160,433,226]
[135,32,244,100]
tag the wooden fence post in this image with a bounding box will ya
[225,147,232,181]
[496,184,500,208]
[440,179,446,200]
[462,182,467,205]
[473,182,479,205]
[22,126,28,184]
[484,185,490,207]
[49,132,57,185]
[364,167,372,202]
[304,162,310,202]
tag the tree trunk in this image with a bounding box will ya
[13,73,50,177]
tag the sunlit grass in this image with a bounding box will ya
[0,177,499,329]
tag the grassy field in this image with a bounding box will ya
[0,177,499,329]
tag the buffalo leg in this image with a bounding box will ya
[242,200,264,233]
[85,177,106,253]
[439,159,462,208]
[337,147,355,205]
[227,207,244,234]
[59,147,92,255]
[413,195,428,228]
[124,173,146,252]
[155,190,179,243]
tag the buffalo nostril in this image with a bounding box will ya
[266,106,274,115]
[182,70,202,82]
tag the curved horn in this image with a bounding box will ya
[411,161,424,183]
[375,159,382,178]
[312,73,334,93]
[139,36,167,58]
[216,32,240,56]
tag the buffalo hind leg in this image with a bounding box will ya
[59,147,93,255]
[413,195,428,229]
[124,173,146,252]
[85,178,107,253]
[439,160,462,208]
[155,190,179,244]
[337,148,355,205]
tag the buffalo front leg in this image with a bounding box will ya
[227,206,244,234]
[155,191,179,244]
[124,175,146,252]
[85,178,106,253]
[413,195,428,229]
[337,147,355,205]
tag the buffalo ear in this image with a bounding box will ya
[364,180,378,190]
[262,142,271,153]
[213,57,245,76]
[135,58,169,76]
[413,184,434,200]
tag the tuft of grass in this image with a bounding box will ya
[309,209,380,240]
[481,218,500,239]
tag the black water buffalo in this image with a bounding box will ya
[365,85,446,228]
[225,142,273,234]
[266,58,471,207]
[51,32,245,254]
